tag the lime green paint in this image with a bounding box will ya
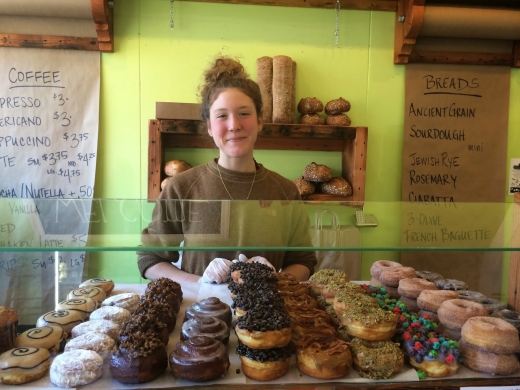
[89,1,520,292]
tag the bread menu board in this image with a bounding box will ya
[0,48,100,323]
[400,64,510,297]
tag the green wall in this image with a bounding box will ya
[89,0,520,285]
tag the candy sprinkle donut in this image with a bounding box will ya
[461,316,520,354]
[437,299,488,329]
[379,266,416,288]
[369,260,402,280]
[398,278,437,299]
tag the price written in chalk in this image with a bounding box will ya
[63,132,88,148]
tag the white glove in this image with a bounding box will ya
[245,255,276,272]
[199,258,232,284]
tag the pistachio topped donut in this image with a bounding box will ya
[350,337,404,380]
[235,307,292,349]
[308,269,350,296]
[184,297,232,327]
[341,306,398,341]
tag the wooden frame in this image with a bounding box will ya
[394,0,520,67]
[0,0,113,52]
[177,0,397,11]
[148,119,367,206]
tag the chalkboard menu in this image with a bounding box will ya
[0,48,100,323]
[400,64,510,298]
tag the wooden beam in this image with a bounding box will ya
[177,0,397,11]
[409,50,514,67]
[0,34,99,51]
[508,192,520,311]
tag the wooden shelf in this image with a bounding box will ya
[148,119,367,205]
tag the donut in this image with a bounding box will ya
[369,277,383,286]
[492,309,520,333]
[134,298,176,332]
[110,333,167,384]
[479,297,507,314]
[459,338,520,376]
[379,266,416,288]
[70,319,120,340]
[0,306,18,354]
[333,291,378,319]
[145,277,183,304]
[184,297,232,327]
[325,114,351,126]
[319,177,353,197]
[169,336,230,382]
[235,307,292,349]
[90,306,131,325]
[442,324,462,341]
[236,343,292,381]
[79,278,115,294]
[228,261,276,285]
[399,296,420,313]
[461,316,520,354]
[50,349,103,387]
[56,298,97,320]
[398,278,437,299]
[294,176,316,196]
[437,299,488,329]
[324,97,351,115]
[181,315,230,345]
[298,113,325,125]
[341,306,398,341]
[228,279,277,299]
[102,293,140,312]
[289,311,337,340]
[232,288,285,317]
[14,325,66,354]
[458,290,486,303]
[277,271,309,293]
[308,269,350,296]
[417,290,459,313]
[297,97,324,114]
[416,270,444,282]
[119,313,169,346]
[64,331,116,360]
[349,337,404,379]
[384,285,401,299]
[418,309,441,324]
[369,260,402,280]
[303,162,332,182]
[0,347,50,385]
[283,294,319,311]
[68,286,106,305]
[435,278,468,291]
[36,310,83,336]
[320,279,359,304]
[408,349,461,378]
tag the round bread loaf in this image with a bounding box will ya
[303,162,332,182]
[325,97,351,115]
[298,113,325,125]
[294,176,316,196]
[164,160,191,176]
[325,114,351,126]
[319,177,353,197]
[297,97,324,114]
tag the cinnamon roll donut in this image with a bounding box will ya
[184,297,232,327]
[181,315,230,345]
[169,336,230,382]
[459,338,520,376]
[437,299,488,329]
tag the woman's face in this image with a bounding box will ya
[207,88,261,163]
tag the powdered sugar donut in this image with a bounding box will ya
[102,293,139,313]
[50,349,103,387]
[90,306,131,325]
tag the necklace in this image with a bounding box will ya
[217,163,256,200]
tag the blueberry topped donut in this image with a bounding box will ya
[184,297,232,327]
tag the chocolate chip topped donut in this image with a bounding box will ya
[235,307,292,349]
[232,288,285,317]
[228,279,278,299]
[237,342,294,381]
[134,298,177,332]
[228,261,276,285]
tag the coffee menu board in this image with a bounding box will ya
[0,48,100,322]
[400,64,510,297]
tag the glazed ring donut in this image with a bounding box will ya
[79,278,114,295]
[0,347,51,385]
[461,316,520,354]
[437,299,488,329]
[370,260,402,280]
[492,309,520,332]
[435,278,468,291]
[457,290,486,303]
[417,290,459,313]
[349,337,404,380]
[298,113,325,125]
[416,270,444,282]
[295,334,352,379]
[459,338,520,376]
[236,343,292,381]
[379,266,416,288]
[398,277,437,299]
[297,97,324,114]
[478,297,507,314]
[324,97,351,115]
[341,306,398,341]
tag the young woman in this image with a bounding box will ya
[138,56,316,283]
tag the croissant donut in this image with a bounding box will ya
[297,97,324,114]
[236,343,293,381]
[325,97,351,115]
[303,162,332,182]
[169,336,229,382]
[184,297,232,327]
[181,315,230,345]
[235,307,292,349]
[417,290,459,313]
[397,277,437,299]
[295,334,352,379]
[294,176,316,196]
[325,114,351,126]
[461,316,520,354]
[437,299,488,329]
[369,260,402,280]
[298,114,325,125]
[319,177,353,197]
[459,338,520,376]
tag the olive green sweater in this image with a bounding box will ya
[137,160,317,278]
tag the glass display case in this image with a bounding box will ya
[1,197,519,389]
